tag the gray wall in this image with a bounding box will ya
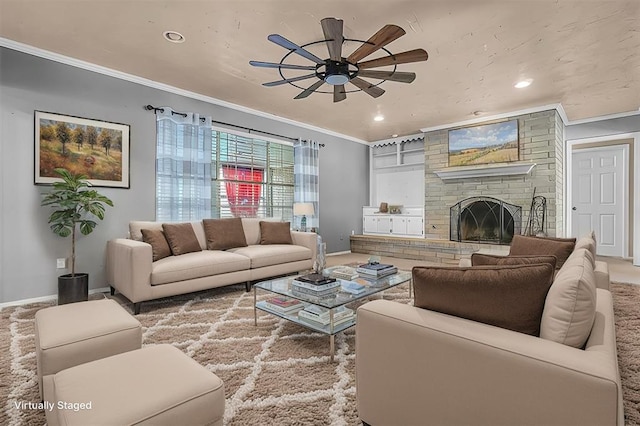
[565,114,640,140]
[0,47,368,303]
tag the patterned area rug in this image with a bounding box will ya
[0,282,638,425]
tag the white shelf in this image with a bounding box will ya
[434,162,536,180]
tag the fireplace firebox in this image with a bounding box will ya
[450,197,522,244]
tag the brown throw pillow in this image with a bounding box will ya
[471,253,557,270]
[162,223,202,256]
[141,229,172,262]
[259,221,293,244]
[203,218,248,250]
[509,235,575,269]
[413,264,555,336]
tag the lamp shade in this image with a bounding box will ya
[293,202,315,216]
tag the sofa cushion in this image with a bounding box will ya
[259,221,293,245]
[471,253,557,270]
[130,221,162,241]
[141,229,172,262]
[241,217,279,245]
[574,231,597,267]
[162,223,202,256]
[150,251,251,285]
[540,248,597,348]
[413,264,555,336]
[509,235,576,269]
[227,244,312,269]
[203,218,248,250]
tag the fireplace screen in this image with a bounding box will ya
[450,197,521,244]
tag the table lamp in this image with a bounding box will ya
[293,202,315,232]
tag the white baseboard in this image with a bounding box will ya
[0,287,110,309]
[327,251,352,256]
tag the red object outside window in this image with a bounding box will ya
[222,165,263,217]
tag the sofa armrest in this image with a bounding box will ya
[356,292,621,426]
[291,231,317,260]
[595,259,610,290]
[106,239,153,303]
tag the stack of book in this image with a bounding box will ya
[298,305,355,326]
[261,296,304,315]
[327,266,359,281]
[291,274,340,299]
[356,262,398,278]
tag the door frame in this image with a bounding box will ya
[565,132,639,262]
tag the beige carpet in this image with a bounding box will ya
[1,282,638,425]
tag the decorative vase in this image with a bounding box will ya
[58,273,89,305]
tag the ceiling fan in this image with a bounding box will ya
[249,17,428,102]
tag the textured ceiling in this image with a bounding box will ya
[1,0,638,142]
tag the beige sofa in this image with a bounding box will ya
[356,234,623,426]
[107,218,317,314]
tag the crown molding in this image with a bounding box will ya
[0,38,368,145]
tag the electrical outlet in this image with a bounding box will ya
[56,258,66,269]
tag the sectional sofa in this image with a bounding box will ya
[107,218,317,314]
[356,233,623,425]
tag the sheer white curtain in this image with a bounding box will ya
[294,139,320,230]
[156,107,212,221]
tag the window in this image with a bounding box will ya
[154,108,294,222]
[212,131,294,220]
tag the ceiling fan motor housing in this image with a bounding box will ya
[319,60,353,85]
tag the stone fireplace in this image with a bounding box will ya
[424,109,565,240]
[450,197,522,244]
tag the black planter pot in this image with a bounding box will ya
[58,273,89,305]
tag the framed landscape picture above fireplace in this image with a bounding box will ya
[448,120,519,167]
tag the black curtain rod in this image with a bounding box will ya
[144,104,301,143]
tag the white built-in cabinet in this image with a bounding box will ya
[362,206,424,238]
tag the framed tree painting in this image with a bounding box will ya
[448,120,519,167]
[34,111,130,188]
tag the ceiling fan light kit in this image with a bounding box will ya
[250,17,429,102]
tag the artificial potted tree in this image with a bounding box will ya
[41,168,113,304]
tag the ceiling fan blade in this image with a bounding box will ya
[294,80,326,99]
[268,34,324,65]
[357,70,416,83]
[249,61,317,71]
[350,77,385,98]
[347,24,406,64]
[321,17,344,62]
[333,85,347,102]
[358,49,429,70]
[263,74,317,87]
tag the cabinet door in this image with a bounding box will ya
[406,216,423,235]
[377,216,392,234]
[391,217,407,234]
[363,216,378,233]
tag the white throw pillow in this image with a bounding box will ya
[540,248,597,348]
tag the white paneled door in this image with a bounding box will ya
[571,145,628,257]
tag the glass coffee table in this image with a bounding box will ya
[253,265,412,361]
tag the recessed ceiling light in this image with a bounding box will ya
[392,134,399,137]
[374,115,384,122]
[514,79,532,89]
[472,111,484,116]
[163,31,185,43]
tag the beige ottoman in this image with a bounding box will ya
[47,344,225,426]
[35,298,142,400]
